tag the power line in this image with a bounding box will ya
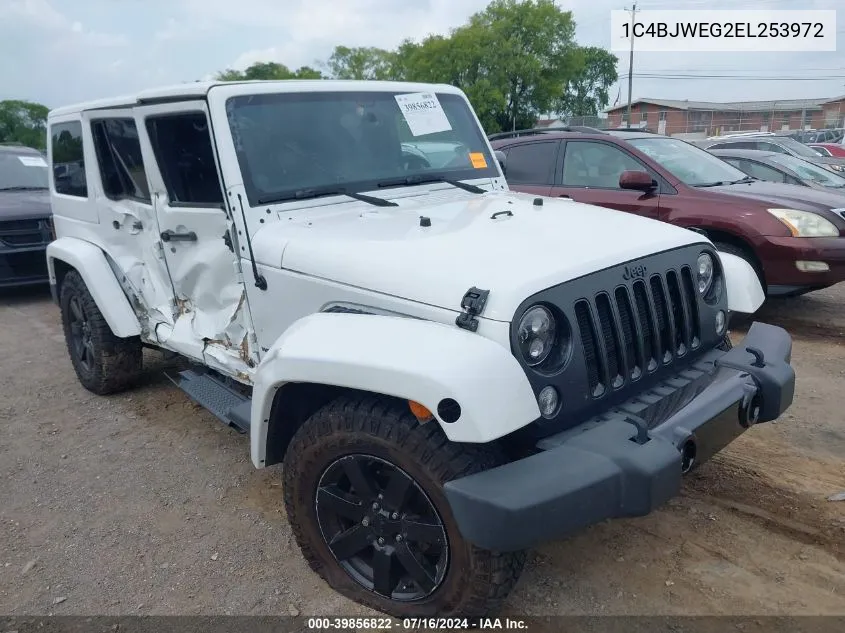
[632,74,845,80]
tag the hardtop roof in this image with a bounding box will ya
[47,79,463,119]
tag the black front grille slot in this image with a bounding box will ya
[615,287,642,381]
[595,293,623,389]
[632,280,658,373]
[666,270,689,356]
[681,267,701,348]
[649,275,673,364]
[575,300,605,397]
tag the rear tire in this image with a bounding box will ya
[59,270,142,395]
[282,395,526,619]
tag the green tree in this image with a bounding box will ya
[388,0,585,132]
[558,46,618,116]
[216,61,324,81]
[326,46,397,80]
[0,100,49,150]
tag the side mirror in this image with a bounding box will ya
[619,170,657,191]
[494,150,507,175]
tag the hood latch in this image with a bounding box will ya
[455,287,490,332]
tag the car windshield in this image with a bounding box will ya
[224,90,499,206]
[627,137,750,186]
[0,150,49,190]
[768,153,845,187]
[773,137,823,158]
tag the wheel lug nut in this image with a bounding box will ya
[395,535,403,542]
[362,517,370,527]
[377,537,385,545]
[391,512,398,520]
[372,502,379,510]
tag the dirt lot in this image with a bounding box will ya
[1,284,844,618]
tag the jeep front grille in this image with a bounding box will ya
[0,218,51,248]
[574,267,701,399]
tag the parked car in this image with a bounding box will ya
[489,128,845,298]
[809,142,845,158]
[708,148,845,191]
[45,80,795,619]
[695,133,845,173]
[0,143,53,288]
[792,129,844,144]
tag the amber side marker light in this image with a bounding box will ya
[408,400,434,423]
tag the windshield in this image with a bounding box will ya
[0,151,49,190]
[225,90,499,206]
[774,137,823,158]
[768,153,845,187]
[627,137,750,186]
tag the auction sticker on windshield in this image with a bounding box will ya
[469,152,488,169]
[395,92,452,137]
[18,155,47,167]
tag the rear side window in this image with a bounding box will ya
[91,118,150,202]
[146,113,223,206]
[733,159,786,183]
[561,140,646,188]
[50,121,87,197]
[502,141,558,185]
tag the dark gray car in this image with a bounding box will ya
[708,148,845,192]
[695,133,845,175]
[1,143,53,288]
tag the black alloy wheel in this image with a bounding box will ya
[315,454,449,602]
[68,294,95,374]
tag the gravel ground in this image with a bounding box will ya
[1,284,844,617]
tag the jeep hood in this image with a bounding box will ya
[251,190,707,321]
[0,189,51,221]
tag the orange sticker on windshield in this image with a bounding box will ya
[469,152,488,169]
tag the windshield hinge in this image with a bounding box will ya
[455,287,489,332]
[154,241,165,260]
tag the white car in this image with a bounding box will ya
[45,80,796,619]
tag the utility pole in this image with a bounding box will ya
[625,1,637,129]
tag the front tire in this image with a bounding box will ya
[59,270,142,395]
[282,395,526,618]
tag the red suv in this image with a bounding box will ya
[490,128,845,298]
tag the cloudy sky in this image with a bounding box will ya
[1,0,843,110]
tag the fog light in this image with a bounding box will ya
[715,310,726,336]
[795,260,829,272]
[537,386,559,419]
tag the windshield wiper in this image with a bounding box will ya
[258,186,397,207]
[694,181,730,188]
[729,176,757,184]
[0,186,48,191]
[376,174,486,194]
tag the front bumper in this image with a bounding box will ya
[0,245,49,288]
[443,322,795,552]
[757,235,845,290]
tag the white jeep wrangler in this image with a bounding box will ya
[45,80,796,619]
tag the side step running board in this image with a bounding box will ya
[167,369,252,434]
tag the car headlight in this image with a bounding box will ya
[826,164,845,173]
[517,305,556,366]
[766,209,839,237]
[697,252,714,295]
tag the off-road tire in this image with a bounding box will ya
[283,395,526,619]
[59,270,142,395]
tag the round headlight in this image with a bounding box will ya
[697,253,714,295]
[517,305,556,366]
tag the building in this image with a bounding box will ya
[604,96,845,137]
